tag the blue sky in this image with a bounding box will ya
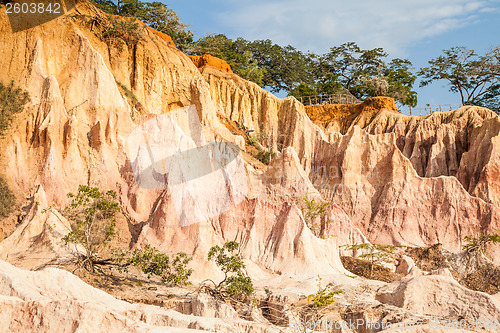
[165,0,500,108]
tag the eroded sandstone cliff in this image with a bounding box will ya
[197,64,500,256]
[0,0,355,280]
[1,0,500,331]
[2,0,499,268]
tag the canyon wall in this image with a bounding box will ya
[1,0,499,279]
[200,67,500,255]
[0,0,357,279]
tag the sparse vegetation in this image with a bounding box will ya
[247,133,261,146]
[102,15,144,48]
[247,131,271,147]
[63,185,120,272]
[0,81,30,217]
[405,243,449,271]
[246,132,275,165]
[204,241,254,302]
[296,193,332,238]
[307,276,342,307]
[124,245,193,286]
[256,150,274,165]
[342,243,404,279]
[406,243,500,294]
[90,0,194,51]
[0,80,30,134]
[72,13,144,51]
[63,185,193,286]
[292,276,343,332]
[0,81,29,219]
[0,176,15,217]
[461,262,500,294]
[340,256,402,283]
[115,80,143,111]
[462,233,500,256]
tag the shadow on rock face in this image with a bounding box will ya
[4,0,75,33]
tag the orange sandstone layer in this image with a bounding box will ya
[188,54,233,73]
[304,96,398,125]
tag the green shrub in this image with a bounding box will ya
[245,132,276,165]
[247,132,272,147]
[0,176,15,217]
[0,81,29,218]
[115,80,143,110]
[103,15,144,47]
[62,186,192,285]
[74,14,144,50]
[207,241,254,301]
[463,233,500,256]
[247,134,260,146]
[307,276,342,307]
[297,193,332,238]
[0,81,30,134]
[293,276,342,330]
[88,0,194,51]
[256,150,274,165]
[62,185,120,272]
[126,245,193,286]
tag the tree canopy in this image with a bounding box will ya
[189,35,312,92]
[189,34,267,86]
[244,39,314,92]
[311,43,417,106]
[418,46,500,111]
[322,42,388,97]
[189,38,418,106]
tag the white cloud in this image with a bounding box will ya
[215,0,497,56]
